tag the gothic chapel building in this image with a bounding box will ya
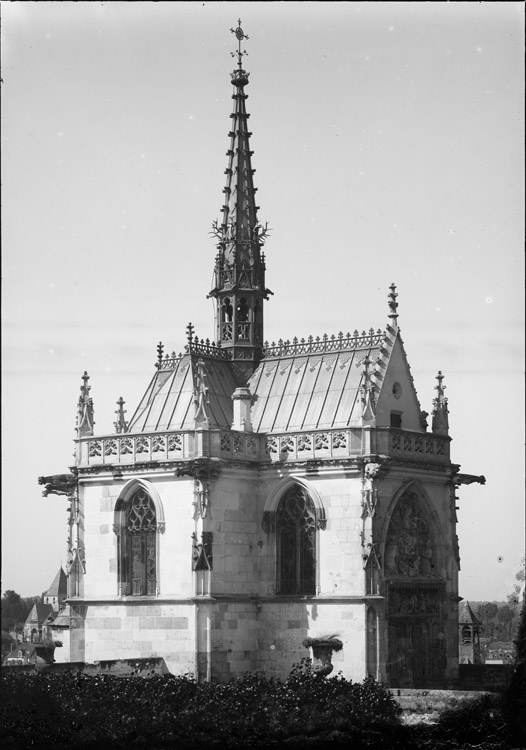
[40,24,484,688]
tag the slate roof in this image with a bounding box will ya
[128,353,239,433]
[26,602,53,626]
[45,567,67,599]
[459,601,481,625]
[48,605,71,628]
[125,328,393,436]
[248,341,383,433]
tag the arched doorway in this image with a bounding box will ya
[384,488,445,687]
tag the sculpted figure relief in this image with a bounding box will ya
[384,492,438,578]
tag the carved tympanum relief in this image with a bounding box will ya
[384,492,437,578]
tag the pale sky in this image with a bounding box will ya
[2,1,524,601]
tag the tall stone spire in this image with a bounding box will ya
[208,21,272,381]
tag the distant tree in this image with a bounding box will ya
[508,556,526,609]
[1,590,32,633]
[3,590,21,605]
[477,601,499,622]
[503,599,526,746]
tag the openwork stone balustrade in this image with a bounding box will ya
[78,427,449,468]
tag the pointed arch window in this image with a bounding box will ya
[117,487,158,596]
[276,485,317,595]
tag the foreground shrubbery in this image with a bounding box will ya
[0,659,518,749]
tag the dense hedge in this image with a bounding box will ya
[0,659,517,749]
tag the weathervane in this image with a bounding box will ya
[230,19,249,68]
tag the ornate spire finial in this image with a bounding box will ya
[114,396,128,434]
[186,322,195,345]
[435,370,446,399]
[230,19,249,69]
[230,20,249,87]
[76,371,94,437]
[388,283,399,324]
[432,370,449,436]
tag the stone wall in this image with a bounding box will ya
[459,664,513,691]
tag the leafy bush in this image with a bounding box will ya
[0,661,518,749]
[0,661,403,748]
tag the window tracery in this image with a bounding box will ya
[276,485,317,595]
[117,488,158,596]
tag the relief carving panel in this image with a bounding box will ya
[384,492,437,578]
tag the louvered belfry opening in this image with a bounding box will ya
[276,485,316,595]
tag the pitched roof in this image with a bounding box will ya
[248,329,392,433]
[45,567,67,598]
[459,601,481,625]
[128,352,239,433]
[25,602,53,626]
[48,605,71,628]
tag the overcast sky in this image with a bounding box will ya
[2,1,524,601]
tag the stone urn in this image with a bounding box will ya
[303,636,343,676]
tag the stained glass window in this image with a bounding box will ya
[276,485,316,595]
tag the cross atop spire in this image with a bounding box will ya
[230,19,249,72]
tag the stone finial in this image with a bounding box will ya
[76,371,94,437]
[432,370,449,435]
[114,397,128,434]
[388,283,399,325]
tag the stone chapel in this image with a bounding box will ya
[39,22,485,688]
